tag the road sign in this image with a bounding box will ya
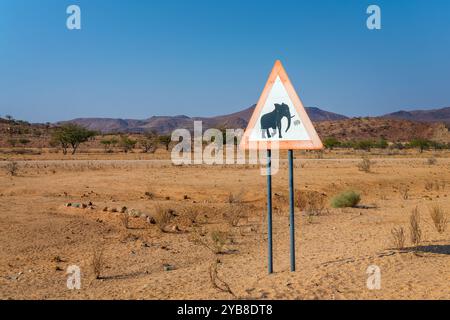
[240,60,323,150]
[240,60,323,274]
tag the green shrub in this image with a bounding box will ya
[331,191,361,208]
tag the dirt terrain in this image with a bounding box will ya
[0,154,449,300]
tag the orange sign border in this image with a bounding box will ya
[240,60,323,150]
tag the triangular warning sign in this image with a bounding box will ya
[240,60,323,150]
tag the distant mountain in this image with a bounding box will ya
[61,105,348,134]
[382,106,450,125]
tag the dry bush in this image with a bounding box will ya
[5,161,19,176]
[190,228,231,254]
[154,205,175,232]
[92,247,105,279]
[409,207,422,247]
[424,180,444,192]
[295,190,327,216]
[209,259,236,297]
[223,204,247,227]
[391,226,406,249]
[210,230,230,254]
[429,205,448,234]
[357,157,372,173]
[424,181,434,191]
[119,213,129,229]
[399,186,409,200]
[144,191,155,200]
[180,205,202,226]
[426,157,437,165]
[227,190,244,204]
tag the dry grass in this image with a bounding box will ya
[391,226,406,250]
[223,204,247,227]
[180,206,201,226]
[409,207,422,247]
[190,228,231,254]
[227,190,244,204]
[119,213,129,229]
[429,205,448,234]
[92,247,105,279]
[399,186,410,200]
[357,157,372,173]
[296,190,327,216]
[425,180,445,191]
[154,205,175,232]
[426,157,437,165]
[5,161,19,176]
[210,230,230,254]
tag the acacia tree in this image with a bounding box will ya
[323,137,340,150]
[409,138,430,153]
[158,135,171,151]
[51,124,96,155]
[119,135,137,153]
[140,131,158,153]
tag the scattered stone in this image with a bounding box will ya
[120,206,127,213]
[165,196,170,200]
[110,207,118,213]
[128,209,141,217]
[183,195,189,200]
[81,203,87,209]
[55,266,63,271]
[103,207,108,212]
[171,225,181,233]
[147,216,156,224]
[163,264,175,271]
[53,256,65,263]
[6,272,23,281]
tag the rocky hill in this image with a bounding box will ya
[62,105,348,134]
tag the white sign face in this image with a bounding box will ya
[249,76,311,142]
[240,60,323,150]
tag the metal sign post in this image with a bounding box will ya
[267,149,273,274]
[288,149,295,272]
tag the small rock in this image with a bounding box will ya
[183,195,189,200]
[103,207,108,212]
[171,225,181,232]
[110,207,118,213]
[163,264,175,271]
[165,196,170,200]
[65,203,72,207]
[147,216,156,224]
[120,206,127,213]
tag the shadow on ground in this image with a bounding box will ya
[413,245,450,255]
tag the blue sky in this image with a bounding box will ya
[1,0,449,123]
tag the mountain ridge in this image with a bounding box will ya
[61,105,348,134]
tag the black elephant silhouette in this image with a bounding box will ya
[260,103,295,139]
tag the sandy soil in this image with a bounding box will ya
[0,157,449,299]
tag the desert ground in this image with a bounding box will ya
[0,151,449,300]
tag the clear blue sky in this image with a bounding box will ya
[1,0,449,123]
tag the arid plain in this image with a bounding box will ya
[0,150,449,300]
